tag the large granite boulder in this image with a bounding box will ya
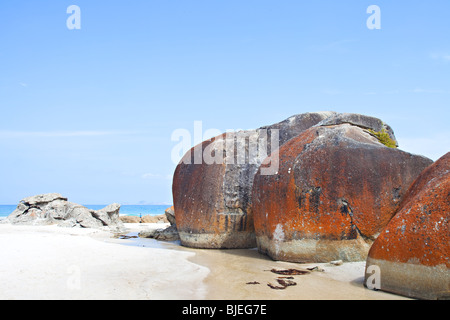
[7,193,125,231]
[365,153,449,300]
[172,112,337,249]
[251,115,433,262]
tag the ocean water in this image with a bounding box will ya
[0,205,16,218]
[0,204,171,219]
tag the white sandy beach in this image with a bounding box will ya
[0,223,209,300]
[0,222,410,300]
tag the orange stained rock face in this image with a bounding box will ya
[368,153,450,268]
[172,134,254,238]
[173,137,226,234]
[252,126,434,243]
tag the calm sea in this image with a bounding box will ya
[0,204,171,219]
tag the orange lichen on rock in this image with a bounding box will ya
[365,153,449,300]
[172,112,337,249]
[368,152,449,267]
[172,134,249,248]
[252,124,433,263]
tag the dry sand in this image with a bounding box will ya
[0,222,410,300]
[0,223,209,300]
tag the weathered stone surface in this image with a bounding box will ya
[173,112,337,249]
[68,204,104,229]
[120,214,169,224]
[7,194,124,231]
[165,206,176,225]
[21,193,68,206]
[252,122,433,263]
[138,225,180,241]
[365,152,450,300]
[119,214,164,224]
[317,113,397,146]
[93,203,121,226]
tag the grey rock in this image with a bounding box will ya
[138,229,158,239]
[330,260,344,266]
[7,193,124,231]
[21,193,68,206]
[57,218,79,228]
[155,225,180,241]
[316,112,398,146]
[138,225,180,241]
[261,111,338,145]
[93,203,121,226]
[164,206,176,226]
[9,202,30,220]
[138,229,159,238]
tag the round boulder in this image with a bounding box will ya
[173,112,337,249]
[252,123,433,262]
[365,152,449,300]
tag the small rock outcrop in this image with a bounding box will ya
[165,206,176,226]
[252,115,433,262]
[119,214,169,224]
[7,193,125,231]
[138,225,180,241]
[138,206,180,242]
[365,152,449,300]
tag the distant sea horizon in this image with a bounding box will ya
[0,204,172,218]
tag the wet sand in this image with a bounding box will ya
[123,225,410,300]
[174,246,409,300]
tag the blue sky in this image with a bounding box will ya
[0,0,449,205]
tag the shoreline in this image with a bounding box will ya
[0,222,410,300]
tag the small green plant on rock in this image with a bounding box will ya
[368,128,397,148]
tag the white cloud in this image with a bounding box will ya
[430,52,450,62]
[411,88,447,94]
